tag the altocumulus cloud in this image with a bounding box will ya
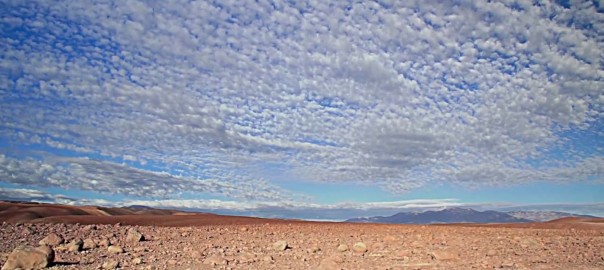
[0,1,603,204]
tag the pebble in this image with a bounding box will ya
[107,246,124,254]
[272,240,288,251]
[352,242,367,253]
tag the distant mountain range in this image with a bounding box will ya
[506,211,598,222]
[345,207,599,224]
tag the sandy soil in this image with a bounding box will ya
[1,201,603,269]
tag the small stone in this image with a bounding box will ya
[21,227,33,236]
[102,259,119,269]
[263,255,273,262]
[486,249,497,257]
[132,257,143,265]
[272,240,288,251]
[501,261,515,268]
[39,233,64,246]
[126,228,144,243]
[107,246,124,254]
[67,239,83,252]
[336,244,348,252]
[352,242,367,253]
[98,238,110,247]
[83,224,97,231]
[1,245,54,270]
[237,252,256,263]
[83,238,97,250]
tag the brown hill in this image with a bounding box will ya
[0,201,304,226]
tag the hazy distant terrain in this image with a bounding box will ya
[506,211,599,222]
[1,201,604,269]
[346,208,599,224]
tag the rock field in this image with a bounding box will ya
[1,220,603,269]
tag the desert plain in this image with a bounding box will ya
[1,201,603,270]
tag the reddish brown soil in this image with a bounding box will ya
[1,201,603,269]
[439,217,604,230]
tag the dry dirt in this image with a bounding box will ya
[1,201,603,269]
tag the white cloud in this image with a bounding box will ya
[0,154,294,201]
[0,0,602,201]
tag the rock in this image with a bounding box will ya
[501,261,515,268]
[263,255,273,262]
[1,245,54,270]
[352,242,367,253]
[132,257,143,265]
[82,224,96,231]
[203,254,227,266]
[83,238,97,250]
[336,244,348,252]
[486,249,497,257]
[431,250,459,261]
[67,239,83,252]
[38,233,64,246]
[98,238,110,247]
[126,228,144,243]
[21,227,33,236]
[102,259,119,269]
[272,240,288,251]
[107,246,124,254]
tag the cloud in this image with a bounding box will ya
[0,0,602,201]
[0,187,111,206]
[0,187,60,202]
[0,154,294,201]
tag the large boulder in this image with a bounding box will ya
[1,245,54,270]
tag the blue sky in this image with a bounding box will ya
[0,0,603,219]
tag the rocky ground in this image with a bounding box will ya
[1,221,603,270]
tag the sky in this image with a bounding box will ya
[0,0,603,220]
